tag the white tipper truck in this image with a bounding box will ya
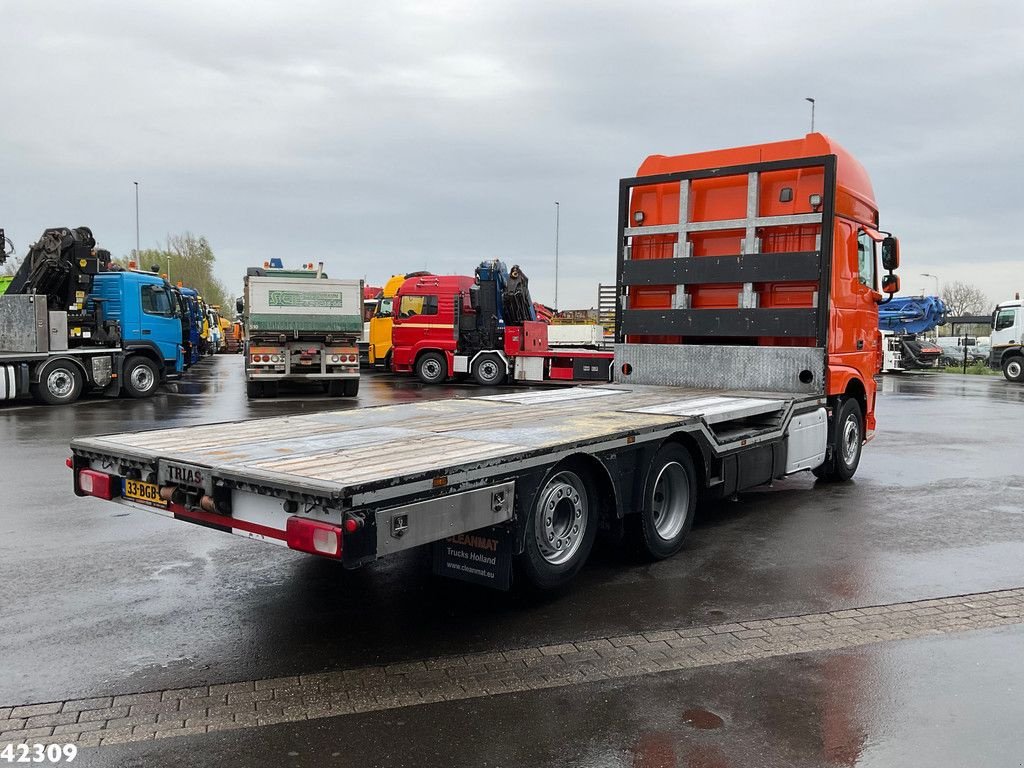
[241,261,363,398]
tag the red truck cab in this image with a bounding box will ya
[390,275,475,382]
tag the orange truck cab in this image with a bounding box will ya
[619,132,899,477]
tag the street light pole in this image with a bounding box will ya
[805,97,815,132]
[133,181,140,260]
[921,272,940,341]
[554,201,560,311]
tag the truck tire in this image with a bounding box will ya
[517,460,598,590]
[262,381,279,398]
[634,444,697,560]
[343,378,360,397]
[416,352,447,385]
[1002,355,1023,383]
[31,360,83,406]
[472,353,506,386]
[812,398,863,482]
[246,381,262,398]
[122,356,160,398]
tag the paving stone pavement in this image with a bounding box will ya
[1,587,1022,749]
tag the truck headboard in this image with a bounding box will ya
[613,343,826,395]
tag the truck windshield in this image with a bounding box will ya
[141,285,175,317]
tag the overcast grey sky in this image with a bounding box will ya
[2,0,1022,308]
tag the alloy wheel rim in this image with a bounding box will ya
[651,461,689,540]
[47,369,74,398]
[535,471,588,566]
[422,359,441,379]
[131,365,155,392]
[841,414,860,465]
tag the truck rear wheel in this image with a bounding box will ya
[634,444,697,560]
[262,381,279,398]
[472,353,506,386]
[343,379,360,397]
[416,352,447,385]
[31,360,83,406]
[123,356,160,398]
[813,398,863,482]
[518,460,598,590]
[1002,356,1023,382]
[246,381,263,398]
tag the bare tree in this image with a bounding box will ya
[941,281,990,318]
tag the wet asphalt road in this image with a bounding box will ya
[2,357,1024,765]
[90,624,1024,768]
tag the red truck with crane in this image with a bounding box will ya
[390,262,614,385]
[70,134,899,591]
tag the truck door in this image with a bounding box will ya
[138,282,183,368]
[393,293,445,362]
[992,305,1019,348]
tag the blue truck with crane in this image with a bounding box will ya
[878,295,947,371]
[0,227,185,404]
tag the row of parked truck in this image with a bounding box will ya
[237,257,613,399]
[0,227,226,405]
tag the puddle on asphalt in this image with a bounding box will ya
[680,708,724,730]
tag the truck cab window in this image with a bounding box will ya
[856,230,877,289]
[377,298,393,318]
[399,295,438,318]
[141,285,174,317]
[994,308,1017,331]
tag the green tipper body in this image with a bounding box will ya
[244,275,363,335]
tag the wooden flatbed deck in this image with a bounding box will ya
[72,386,812,500]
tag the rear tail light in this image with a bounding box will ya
[331,355,340,363]
[78,469,118,500]
[251,355,259,363]
[286,517,343,558]
[261,354,271,362]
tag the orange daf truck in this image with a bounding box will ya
[70,134,899,592]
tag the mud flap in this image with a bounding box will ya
[432,525,513,590]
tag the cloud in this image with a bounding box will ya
[1,0,1022,307]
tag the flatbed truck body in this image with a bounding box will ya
[70,134,901,590]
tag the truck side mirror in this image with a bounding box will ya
[881,274,900,294]
[236,298,244,315]
[881,236,900,271]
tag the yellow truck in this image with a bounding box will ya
[367,272,429,369]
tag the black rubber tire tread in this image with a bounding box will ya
[1002,355,1023,383]
[343,378,360,397]
[122,356,160,399]
[246,380,263,399]
[415,351,448,385]
[812,397,863,482]
[516,459,599,591]
[471,353,506,386]
[634,443,697,560]
[30,360,83,406]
